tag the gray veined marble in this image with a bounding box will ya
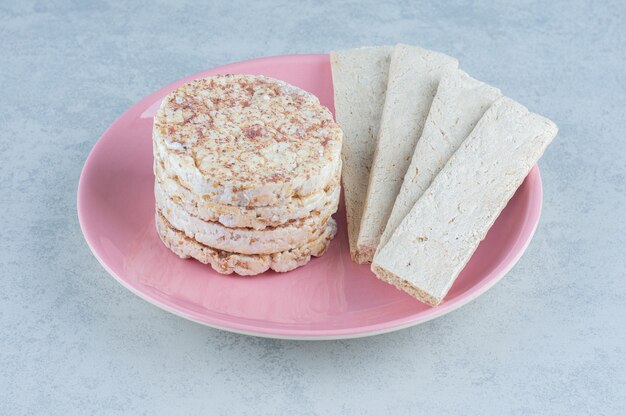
[0,0,624,415]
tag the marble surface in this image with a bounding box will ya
[1,0,624,414]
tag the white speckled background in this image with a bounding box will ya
[1,1,624,414]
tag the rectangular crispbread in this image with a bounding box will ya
[378,69,501,249]
[330,46,392,262]
[372,97,558,306]
[356,44,458,263]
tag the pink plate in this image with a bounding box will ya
[78,54,543,339]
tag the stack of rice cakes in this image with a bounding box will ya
[153,75,342,275]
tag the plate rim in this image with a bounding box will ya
[77,53,543,340]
